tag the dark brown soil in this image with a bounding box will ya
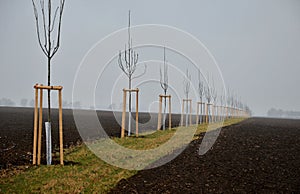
[110,118,300,193]
[0,107,181,168]
[1,107,300,192]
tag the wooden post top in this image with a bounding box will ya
[182,99,192,101]
[123,88,139,92]
[159,94,171,98]
[197,101,205,104]
[34,84,63,90]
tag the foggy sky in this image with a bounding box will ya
[0,0,300,116]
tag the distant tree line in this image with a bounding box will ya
[0,97,81,109]
[0,98,16,106]
[267,108,300,118]
[0,98,34,107]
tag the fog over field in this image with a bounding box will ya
[0,0,300,116]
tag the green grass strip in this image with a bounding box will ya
[0,118,245,193]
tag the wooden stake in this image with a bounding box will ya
[181,100,184,126]
[189,100,192,126]
[226,106,228,119]
[168,96,171,130]
[32,85,38,165]
[58,90,64,165]
[218,106,221,121]
[135,89,139,137]
[205,103,208,124]
[196,102,199,125]
[157,96,162,130]
[211,104,215,122]
[37,85,43,165]
[121,89,126,138]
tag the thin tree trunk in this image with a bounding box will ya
[163,91,166,130]
[47,6,52,165]
[47,57,51,122]
[209,106,211,123]
[128,77,132,136]
[185,105,188,126]
[200,101,202,124]
[47,1,51,123]
[185,95,188,127]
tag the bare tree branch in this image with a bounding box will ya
[160,47,168,95]
[211,79,217,105]
[183,68,191,99]
[31,0,66,122]
[198,69,204,102]
[40,0,48,52]
[51,0,65,58]
[32,0,48,56]
[50,6,59,32]
[205,74,212,104]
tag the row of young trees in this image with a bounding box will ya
[182,68,251,125]
[30,0,250,137]
[117,11,251,133]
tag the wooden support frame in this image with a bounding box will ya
[219,106,224,121]
[205,103,208,123]
[216,105,220,122]
[226,106,229,118]
[121,88,139,138]
[211,104,215,123]
[230,107,234,118]
[157,95,172,130]
[220,106,224,120]
[32,84,64,165]
[206,103,213,123]
[215,105,218,122]
[180,99,192,126]
[196,102,205,125]
[218,105,221,121]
